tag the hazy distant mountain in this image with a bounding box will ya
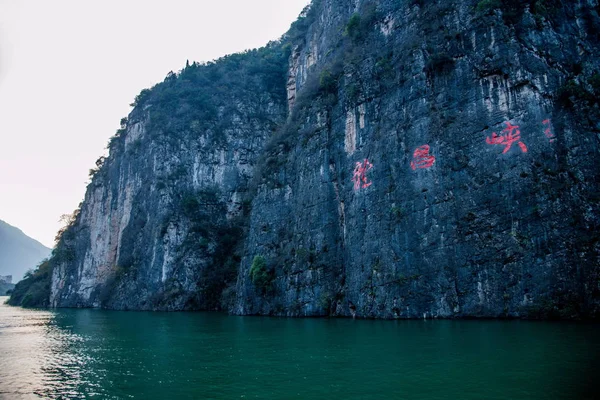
[0,281,15,296]
[0,220,51,282]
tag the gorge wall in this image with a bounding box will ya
[233,0,600,319]
[48,50,289,310]
[15,0,600,319]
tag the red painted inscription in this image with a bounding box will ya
[542,119,556,143]
[410,145,436,170]
[352,159,373,190]
[486,122,528,154]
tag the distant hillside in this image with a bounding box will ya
[0,281,15,296]
[0,220,51,282]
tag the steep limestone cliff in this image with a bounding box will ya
[21,0,600,319]
[49,48,289,310]
[233,0,600,319]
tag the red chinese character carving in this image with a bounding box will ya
[486,122,528,154]
[410,145,436,170]
[542,119,555,143]
[352,159,373,190]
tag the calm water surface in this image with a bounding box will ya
[0,296,598,399]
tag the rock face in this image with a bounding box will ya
[46,0,600,319]
[50,49,289,310]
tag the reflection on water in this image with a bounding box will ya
[0,296,598,399]
[0,300,87,399]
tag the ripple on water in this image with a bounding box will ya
[0,298,93,399]
[1,297,599,399]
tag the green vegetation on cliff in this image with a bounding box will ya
[7,260,52,307]
[106,43,290,157]
[8,209,80,308]
[249,255,273,293]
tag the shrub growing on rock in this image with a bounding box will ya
[249,255,272,293]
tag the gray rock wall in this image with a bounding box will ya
[233,0,600,318]
[51,51,288,310]
[50,0,600,318]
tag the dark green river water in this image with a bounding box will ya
[0,297,598,399]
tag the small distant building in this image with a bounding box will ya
[0,275,12,284]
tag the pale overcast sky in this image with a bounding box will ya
[0,0,310,248]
